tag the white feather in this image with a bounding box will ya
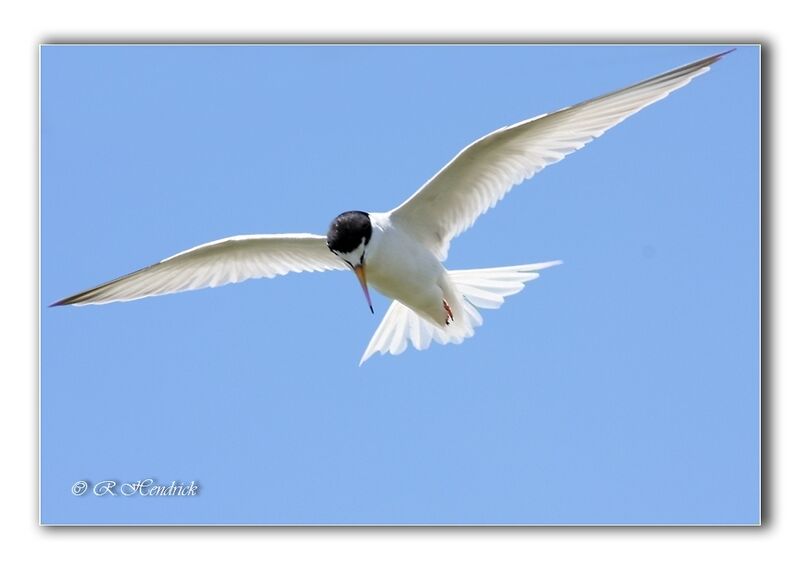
[390,51,731,261]
[53,234,346,306]
[359,261,562,365]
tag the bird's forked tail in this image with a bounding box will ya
[359,260,562,365]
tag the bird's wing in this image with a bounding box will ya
[51,233,346,306]
[389,50,731,260]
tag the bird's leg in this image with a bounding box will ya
[443,299,454,326]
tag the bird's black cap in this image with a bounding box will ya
[326,211,372,254]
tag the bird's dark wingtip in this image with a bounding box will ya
[49,291,89,307]
[692,48,736,70]
[715,47,737,59]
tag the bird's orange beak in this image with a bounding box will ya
[353,264,374,314]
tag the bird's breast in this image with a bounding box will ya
[364,219,445,312]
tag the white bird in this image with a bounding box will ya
[52,50,731,364]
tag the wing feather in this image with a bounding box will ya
[390,50,732,260]
[52,233,346,306]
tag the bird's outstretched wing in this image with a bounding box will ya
[51,233,346,306]
[389,50,732,260]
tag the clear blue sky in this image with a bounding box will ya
[41,45,759,524]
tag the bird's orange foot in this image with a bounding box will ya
[443,299,454,326]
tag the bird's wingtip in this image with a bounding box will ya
[710,47,736,62]
[49,292,88,307]
[530,259,564,271]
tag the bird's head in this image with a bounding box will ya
[326,211,374,314]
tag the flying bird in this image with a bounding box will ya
[52,50,731,364]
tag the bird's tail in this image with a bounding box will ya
[359,261,562,365]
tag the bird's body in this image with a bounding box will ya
[52,50,732,364]
[363,213,455,327]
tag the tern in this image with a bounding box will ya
[52,50,731,364]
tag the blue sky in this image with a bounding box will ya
[41,45,759,524]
